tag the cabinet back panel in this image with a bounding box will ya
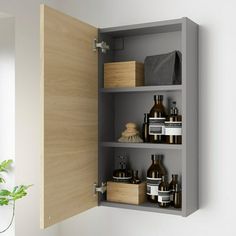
[114,149,182,183]
[114,91,182,141]
[100,94,115,141]
[113,31,181,63]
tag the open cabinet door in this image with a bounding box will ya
[40,5,98,228]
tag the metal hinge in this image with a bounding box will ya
[94,182,107,194]
[93,39,110,53]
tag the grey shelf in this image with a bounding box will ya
[101,142,182,150]
[100,85,182,93]
[100,201,182,216]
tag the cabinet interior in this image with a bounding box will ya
[98,24,184,214]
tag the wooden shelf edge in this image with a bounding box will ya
[100,85,182,93]
[99,201,182,216]
[101,142,182,150]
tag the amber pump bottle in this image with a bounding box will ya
[146,154,167,203]
[169,174,179,206]
[158,175,170,208]
[148,95,166,143]
[165,101,182,144]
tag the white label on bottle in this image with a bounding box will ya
[149,125,165,135]
[146,177,162,196]
[165,121,182,136]
[158,190,171,203]
[165,127,182,136]
[170,191,174,201]
[147,185,159,196]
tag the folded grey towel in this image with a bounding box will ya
[144,51,182,86]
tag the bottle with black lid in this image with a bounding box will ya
[146,154,167,203]
[158,175,170,208]
[173,183,182,208]
[165,101,182,144]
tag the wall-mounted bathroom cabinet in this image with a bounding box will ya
[40,4,198,229]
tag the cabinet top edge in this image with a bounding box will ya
[99,17,197,37]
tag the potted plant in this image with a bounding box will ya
[0,159,31,233]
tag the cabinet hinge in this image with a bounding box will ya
[93,39,110,53]
[94,182,107,194]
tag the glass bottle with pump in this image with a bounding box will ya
[146,154,167,203]
[148,95,166,143]
[158,175,170,208]
[165,101,182,144]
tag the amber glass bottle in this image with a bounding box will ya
[149,95,166,143]
[169,174,179,206]
[158,175,170,208]
[146,154,167,203]
[173,183,182,208]
[130,170,141,184]
[142,113,149,142]
[165,101,182,144]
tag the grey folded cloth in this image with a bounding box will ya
[144,51,182,85]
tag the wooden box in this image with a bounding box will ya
[107,181,146,205]
[104,61,144,88]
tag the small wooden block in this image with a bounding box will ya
[107,181,146,205]
[104,61,144,88]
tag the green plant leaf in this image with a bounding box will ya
[0,159,13,172]
[0,159,32,208]
[0,197,10,206]
[0,177,5,183]
[10,185,32,201]
[0,189,11,196]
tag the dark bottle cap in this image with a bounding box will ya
[170,101,178,115]
[157,95,163,101]
[172,174,178,180]
[151,154,158,161]
[154,95,157,103]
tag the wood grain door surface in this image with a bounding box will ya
[40,4,98,228]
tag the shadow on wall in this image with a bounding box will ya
[198,24,219,211]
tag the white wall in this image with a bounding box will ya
[0,1,61,236]
[57,0,236,236]
[0,17,15,236]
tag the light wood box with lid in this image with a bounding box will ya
[107,181,146,205]
[104,61,144,88]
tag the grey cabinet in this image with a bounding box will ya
[98,17,198,217]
